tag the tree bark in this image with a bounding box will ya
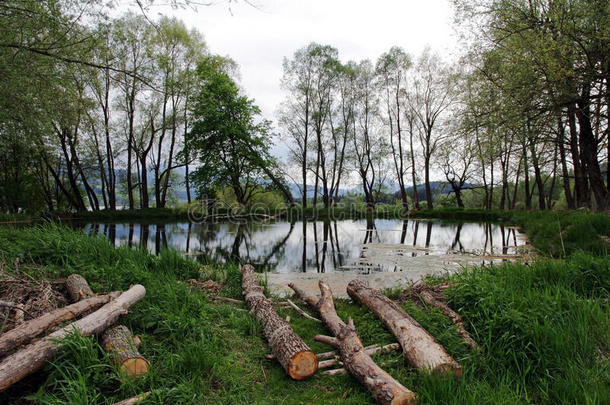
[0,285,146,392]
[0,292,120,356]
[289,281,416,405]
[347,280,461,376]
[65,274,95,302]
[101,325,150,378]
[241,264,317,380]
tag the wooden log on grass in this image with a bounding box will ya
[417,290,478,350]
[0,292,121,356]
[102,325,150,378]
[241,264,317,380]
[65,274,95,302]
[289,281,416,405]
[0,285,146,392]
[347,280,461,376]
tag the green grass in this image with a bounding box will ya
[0,208,608,404]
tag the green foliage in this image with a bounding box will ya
[188,56,278,206]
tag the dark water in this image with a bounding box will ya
[75,219,526,274]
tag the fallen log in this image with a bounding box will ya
[347,280,461,376]
[102,325,150,378]
[289,281,416,405]
[65,274,95,302]
[0,284,146,391]
[112,391,150,405]
[0,292,121,356]
[241,265,317,380]
[417,290,478,350]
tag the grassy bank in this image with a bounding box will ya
[0,210,608,404]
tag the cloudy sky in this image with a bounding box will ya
[134,0,459,155]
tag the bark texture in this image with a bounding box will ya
[347,280,461,376]
[65,274,95,302]
[0,292,121,356]
[289,281,417,405]
[102,325,150,378]
[0,285,146,391]
[417,290,478,351]
[241,264,317,380]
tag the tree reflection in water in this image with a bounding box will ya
[76,218,526,273]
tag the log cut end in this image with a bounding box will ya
[391,391,418,405]
[288,350,318,380]
[120,356,151,378]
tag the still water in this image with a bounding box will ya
[77,219,527,274]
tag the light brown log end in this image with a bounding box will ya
[391,391,418,405]
[288,350,318,380]
[120,356,150,378]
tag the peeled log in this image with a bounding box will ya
[241,264,317,380]
[65,274,95,302]
[0,285,146,392]
[347,280,461,376]
[289,281,416,405]
[417,290,478,350]
[102,325,150,378]
[0,292,121,357]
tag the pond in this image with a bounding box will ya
[77,218,527,273]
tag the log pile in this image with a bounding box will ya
[0,274,147,393]
[290,280,417,405]
[241,264,317,380]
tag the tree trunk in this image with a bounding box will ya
[241,265,317,380]
[576,91,609,211]
[0,292,120,356]
[347,280,460,376]
[289,281,416,405]
[101,325,150,378]
[0,285,146,392]
[65,274,95,302]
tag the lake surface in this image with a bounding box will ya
[75,219,527,275]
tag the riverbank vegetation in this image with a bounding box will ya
[0,208,607,404]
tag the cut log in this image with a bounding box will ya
[347,280,461,376]
[0,284,146,392]
[112,392,150,405]
[417,290,478,350]
[0,292,121,356]
[102,325,150,378]
[65,274,95,302]
[241,264,317,380]
[289,281,416,405]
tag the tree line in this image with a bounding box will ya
[279,0,609,212]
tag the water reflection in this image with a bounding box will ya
[75,219,526,274]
